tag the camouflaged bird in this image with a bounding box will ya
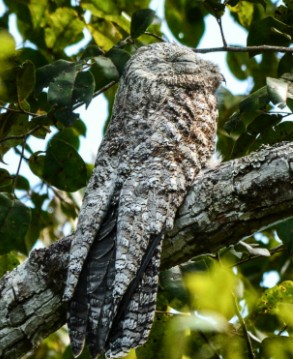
[64,42,222,358]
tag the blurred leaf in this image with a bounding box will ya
[260,336,293,358]
[0,252,20,277]
[48,65,81,108]
[16,60,36,104]
[137,313,171,359]
[255,281,293,329]
[80,45,103,60]
[247,17,292,51]
[90,56,119,91]
[29,138,87,191]
[44,7,84,51]
[51,128,81,150]
[184,260,237,319]
[53,108,80,127]
[106,48,131,76]
[228,1,254,28]
[165,0,205,47]
[278,53,293,77]
[0,193,31,254]
[267,77,289,108]
[275,218,293,252]
[72,71,95,108]
[18,47,48,69]
[36,60,77,95]
[226,52,250,80]
[0,29,15,62]
[131,9,155,39]
[0,169,13,189]
[239,86,269,113]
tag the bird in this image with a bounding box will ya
[63,41,222,359]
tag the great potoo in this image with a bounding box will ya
[64,42,222,359]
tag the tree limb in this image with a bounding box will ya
[1,142,293,359]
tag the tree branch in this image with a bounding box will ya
[193,45,293,54]
[1,142,293,359]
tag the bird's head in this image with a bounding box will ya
[123,42,222,92]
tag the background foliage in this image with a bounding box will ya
[0,0,292,358]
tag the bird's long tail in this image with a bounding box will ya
[67,208,162,359]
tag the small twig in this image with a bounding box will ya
[12,136,27,194]
[0,125,45,144]
[216,18,227,47]
[232,293,255,359]
[0,104,40,117]
[193,45,293,54]
[49,185,80,211]
[278,325,288,335]
[144,31,165,42]
[231,245,284,267]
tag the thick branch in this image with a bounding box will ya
[1,142,293,359]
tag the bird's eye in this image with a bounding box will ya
[174,54,195,64]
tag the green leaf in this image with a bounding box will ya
[51,128,81,150]
[36,60,76,95]
[136,313,171,359]
[266,77,289,108]
[226,52,250,80]
[53,108,80,127]
[260,336,293,358]
[80,45,103,60]
[47,65,80,108]
[0,252,20,277]
[247,17,292,51]
[228,1,254,29]
[44,7,84,51]
[29,139,87,191]
[90,56,119,91]
[0,193,31,254]
[275,218,293,252]
[278,53,293,77]
[106,48,131,76]
[239,86,269,113]
[130,9,155,39]
[16,60,36,103]
[165,0,205,47]
[72,71,95,108]
[0,169,13,189]
[0,29,15,62]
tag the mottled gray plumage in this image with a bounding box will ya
[64,42,222,358]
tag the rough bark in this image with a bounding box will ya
[1,142,293,359]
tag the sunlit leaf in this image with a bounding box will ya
[44,7,84,51]
[261,336,293,358]
[0,252,20,277]
[184,261,237,319]
[0,193,31,254]
[228,1,254,28]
